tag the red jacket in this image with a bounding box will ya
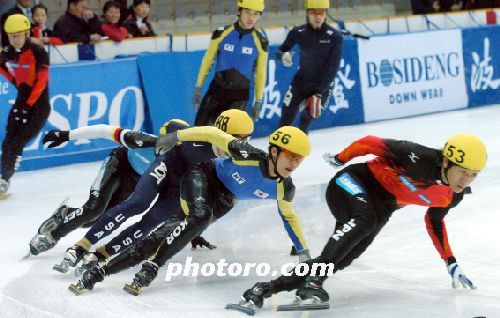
[100,23,128,42]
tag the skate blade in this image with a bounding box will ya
[277,297,329,311]
[20,251,32,261]
[123,283,141,296]
[0,193,12,200]
[68,283,85,296]
[53,261,71,273]
[225,303,256,316]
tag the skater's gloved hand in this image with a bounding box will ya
[323,153,344,168]
[251,100,262,121]
[297,249,311,263]
[155,132,179,155]
[191,236,217,251]
[122,130,157,149]
[446,258,477,289]
[193,86,202,112]
[305,94,323,118]
[43,130,70,148]
[281,51,294,67]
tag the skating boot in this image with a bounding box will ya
[123,260,159,296]
[226,282,276,315]
[53,245,86,273]
[75,251,107,276]
[277,276,330,311]
[68,265,105,296]
[296,276,329,302]
[29,234,57,255]
[242,282,276,308]
[37,198,71,236]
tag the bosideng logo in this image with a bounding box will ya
[366,52,461,88]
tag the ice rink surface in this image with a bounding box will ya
[1,105,499,318]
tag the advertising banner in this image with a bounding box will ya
[358,30,468,122]
[462,26,500,108]
[0,58,146,171]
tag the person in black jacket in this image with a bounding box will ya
[122,0,156,38]
[276,0,343,134]
[53,0,101,44]
[1,0,32,47]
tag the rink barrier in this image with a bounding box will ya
[0,25,498,171]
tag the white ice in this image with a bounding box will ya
[1,105,499,318]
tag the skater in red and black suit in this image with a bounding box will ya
[0,14,50,196]
[240,134,487,309]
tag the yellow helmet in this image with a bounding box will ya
[159,119,189,135]
[237,0,265,12]
[443,134,487,171]
[4,14,31,34]
[215,109,254,135]
[305,0,330,9]
[269,126,311,156]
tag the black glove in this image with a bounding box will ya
[191,236,216,251]
[155,132,179,155]
[121,130,157,149]
[43,130,69,148]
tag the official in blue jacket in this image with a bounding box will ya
[276,0,343,134]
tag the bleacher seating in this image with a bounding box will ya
[41,0,398,34]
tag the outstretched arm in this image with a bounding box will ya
[43,124,157,149]
[425,206,476,289]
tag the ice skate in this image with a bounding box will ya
[53,245,86,273]
[123,261,158,296]
[226,282,275,315]
[277,276,329,311]
[69,266,105,296]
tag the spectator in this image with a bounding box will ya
[122,0,156,38]
[100,1,128,42]
[31,3,64,45]
[53,0,101,44]
[1,0,32,47]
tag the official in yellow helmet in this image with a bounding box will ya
[192,0,268,125]
[275,0,342,134]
